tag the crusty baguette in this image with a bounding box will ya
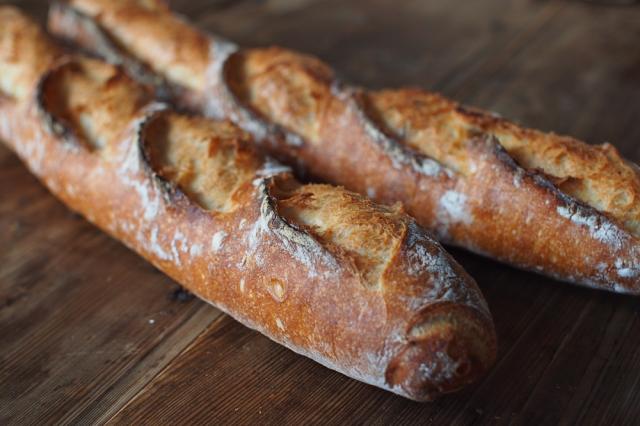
[0,7,497,401]
[48,0,640,293]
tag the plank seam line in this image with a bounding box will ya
[571,309,637,425]
[515,296,594,420]
[451,288,562,422]
[103,307,229,423]
[435,1,565,95]
[64,303,222,424]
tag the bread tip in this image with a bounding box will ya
[385,302,497,401]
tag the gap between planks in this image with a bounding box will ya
[100,307,229,425]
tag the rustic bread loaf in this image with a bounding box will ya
[48,0,640,293]
[0,6,497,401]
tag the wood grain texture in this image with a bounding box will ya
[0,149,224,425]
[1,0,639,424]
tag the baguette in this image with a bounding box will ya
[0,7,497,401]
[48,0,640,293]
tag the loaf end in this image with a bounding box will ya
[385,302,497,401]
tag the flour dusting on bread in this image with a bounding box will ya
[5,4,501,402]
[47,0,640,293]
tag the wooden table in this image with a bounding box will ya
[1,0,639,424]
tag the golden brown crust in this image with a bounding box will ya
[0,7,496,401]
[368,89,640,237]
[48,0,640,293]
[234,47,336,144]
[67,0,209,91]
[0,7,60,100]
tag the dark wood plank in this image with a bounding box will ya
[1,0,639,424]
[0,147,223,425]
[194,0,564,92]
[0,0,48,20]
[110,314,429,426]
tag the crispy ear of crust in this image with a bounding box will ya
[0,7,497,401]
[48,0,640,293]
